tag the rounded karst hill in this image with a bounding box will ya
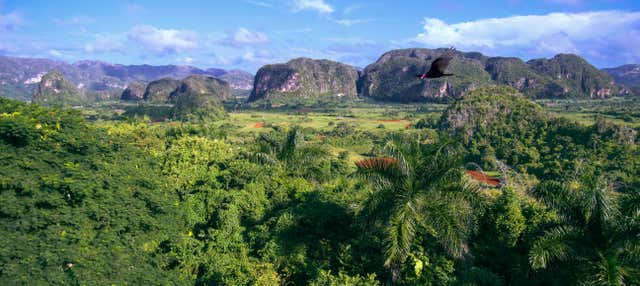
[120,80,147,101]
[248,57,359,102]
[143,78,180,103]
[359,48,492,102]
[440,85,548,143]
[484,57,553,97]
[171,75,231,117]
[526,54,617,98]
[32,70,83,106]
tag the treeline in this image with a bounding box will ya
[0,87,638,285]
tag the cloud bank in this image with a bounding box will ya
[227,28,269,45]
[411,10,640,66]
[127,25,198,54]
[292,0,333,14]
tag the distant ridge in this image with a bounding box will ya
[0,56,253,100]
[603,64,640,88]
[247,48,633,104]
[358,49,621,102]
[1,49,637,103]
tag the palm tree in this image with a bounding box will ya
[529,163,639,285]
[355,135,480,284]
[251,126,330,180]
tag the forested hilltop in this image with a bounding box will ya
[1,85,639,285]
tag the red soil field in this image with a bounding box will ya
[466,170,500,187]
[253,122,264,128]
[378,119,405,123]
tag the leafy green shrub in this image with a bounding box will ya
[0,113,41,146]
[309,270,378,286]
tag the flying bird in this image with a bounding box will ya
[416,47,456,80]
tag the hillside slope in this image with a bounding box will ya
[249,58,359,102]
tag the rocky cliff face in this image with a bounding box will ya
[358,49,622,102]
[484,57,551,97]
[359,48,492,102]
[171,75,230,116]
[143,78,180,103]
[526,54,617,98]
[248,58,359,101]
[120,81,147,101]
[32,71,83,106]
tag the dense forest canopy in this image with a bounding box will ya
[1,85,639,285]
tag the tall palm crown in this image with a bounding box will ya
[355,135,480,284]
[252,126,330,180]
[529,164,639,285]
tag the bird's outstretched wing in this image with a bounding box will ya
[427,47,456,75]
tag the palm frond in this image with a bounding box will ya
[258,132,280,149]
[248,152,278,165]
[355,157,399,171]
[354,157,403,185]
[580,182,616,224]
[359,178,396,224]
[384,135,419,177]
[280,127,302,161]
[295,144,329,165]
[582,253,630,286]
[620,191,640,218]
[384,201,419,268]
[532,180,567,209]
[529,225,580,269]
[423,192,474,258]
[418,140,466,192]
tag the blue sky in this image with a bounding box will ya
[0,0,639,72]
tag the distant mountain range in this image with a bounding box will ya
[602,64,640,88]
[0,50,638,103]
[249,49,637,103]
[0,56,253,100]
[346,49,623,102]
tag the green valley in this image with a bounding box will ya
[1,84,639,285]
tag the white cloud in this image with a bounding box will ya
[411,11,640,65]
[239,49,275,65]
[292,0,333,14]
[229,28,269,45]
[128,25,198,54]
[245,0,272,8]
[334,18,374,27]
[48,49,62,57]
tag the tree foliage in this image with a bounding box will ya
[0,91,639,285]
